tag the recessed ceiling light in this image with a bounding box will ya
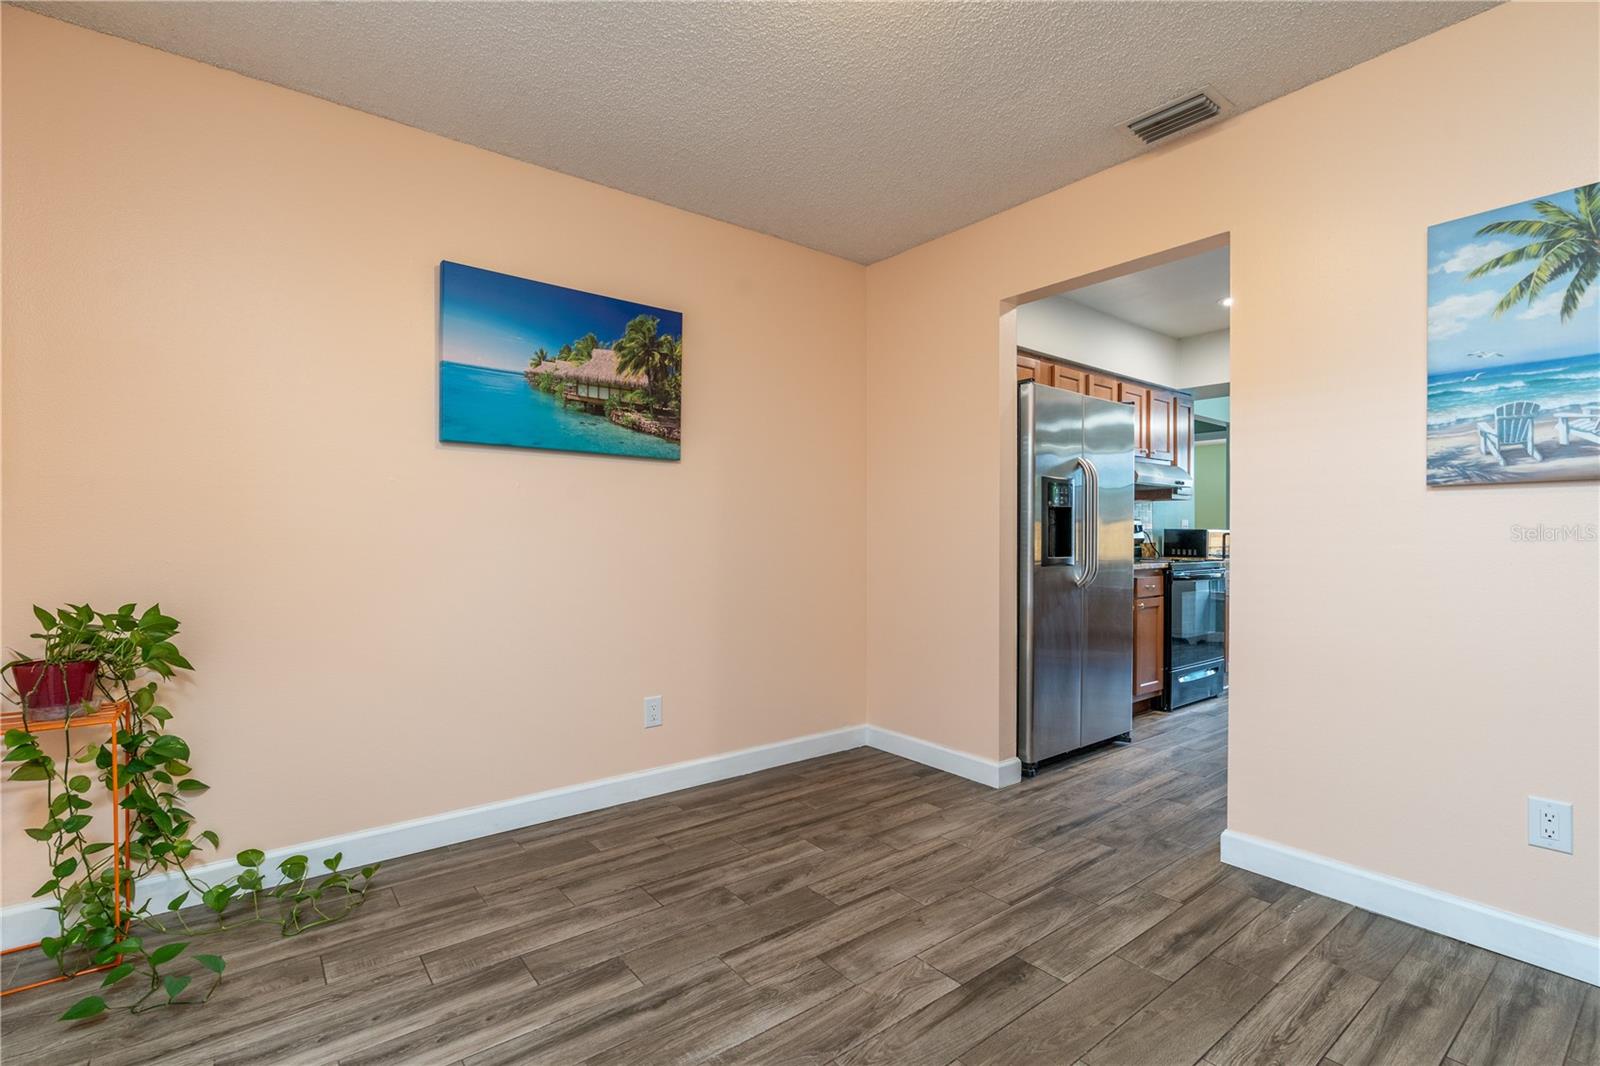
[1219,297,1233,308]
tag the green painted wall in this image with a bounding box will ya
[1193,441,1229,528]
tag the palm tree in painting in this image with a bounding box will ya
[529,346,549,368]
[1468,183,1599,321]
[655,335,683,411]
[570,332,600,363]
[615,315,682,405]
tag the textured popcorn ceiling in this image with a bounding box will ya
[22,1,1493,263]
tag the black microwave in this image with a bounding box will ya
[1164,529,1229,558]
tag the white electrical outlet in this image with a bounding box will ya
[643,695,663,729]
[1527,796,1573,854]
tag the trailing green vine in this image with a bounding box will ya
[3,603,380,1020]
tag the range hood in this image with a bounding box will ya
[1134,458,1193,498]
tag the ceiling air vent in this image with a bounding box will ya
[1127,93,1221,145]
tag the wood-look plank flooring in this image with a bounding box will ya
[3,695,1594,1065]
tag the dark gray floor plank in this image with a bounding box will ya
[418,886,660,983]
[1208,956,1378,1066]
[703,957,958,1066]
[579,959,850,1066]
[962,955,1169,1066]
[836,956,1061,1066]
[1134,843,1238,903]
[556,836,747,904]
[463,958,742,1066]
[519,885,745,983]
[6,953,338,1066]
[212,953,531,1062]
[1138,844,1291,907]
[723,837,899,903]
[893,836,1044,905]
[474,834,684,902]
[1570,985,1600,1065]
[386,838,561,906]
[876,802,994,849]
[621,886,837,983]
[507,795,679,848]
[1087,798,1204,851]
[919,882,1095,982]
[1312,910,1422,984]
[1447,955,1589,1066]
[1019,886,1184,982]
[320,885,570,984]
[721,888,919,985]
[1052,833,1198,904]
[975,839,1115,904]
[1084,955,1274,1066]
[1118,882,1270,982]
[120,960,411,1066]
[343,957,643,1066]
[581,803,729,850]
[822,888,1009,983]
[824,797,943,839]
[1214,889,1352,983]
[642,838,822,904]
[1326,933,1497,1066]
[214,958,533,1066]
[809,838,968,904]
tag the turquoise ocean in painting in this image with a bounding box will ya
[439,361,680,460]
[1426,352,1600,427]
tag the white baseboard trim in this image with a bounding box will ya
[864,725,1022,789]
[1,723,868,951]
[1221,829,1600,986]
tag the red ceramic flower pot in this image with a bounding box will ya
[8,661,100,710]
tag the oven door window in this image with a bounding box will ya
[1169,575,1225,670]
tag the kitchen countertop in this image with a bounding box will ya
[1134,557,1230,570]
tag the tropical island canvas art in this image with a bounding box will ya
[1426,183,1600,486]
[439,261,682,460]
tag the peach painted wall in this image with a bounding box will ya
[0,9,867,906]
[864,2,1599,935]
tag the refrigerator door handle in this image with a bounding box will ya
[1075,456,1100,587]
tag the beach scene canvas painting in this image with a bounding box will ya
[440,261,682,460]
[1426,183,1599,486]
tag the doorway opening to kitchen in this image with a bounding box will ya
[1009,236,1231,781]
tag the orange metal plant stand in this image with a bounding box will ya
[1,700,133,997]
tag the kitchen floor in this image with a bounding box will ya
[3,696,1594,1066]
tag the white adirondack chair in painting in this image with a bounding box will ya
[1478,401,1542,465]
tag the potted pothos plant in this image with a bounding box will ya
[5,605,106,713]
[2,603,380,1020]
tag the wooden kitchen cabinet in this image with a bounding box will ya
[1174,394,1193,474]
[1133,586,1165,699]
[1117,382,1151,456]
[1147,389,1175,462]
[1048,364,1087,394]
[1020,358,1088,395]
[1016,348,1195,473]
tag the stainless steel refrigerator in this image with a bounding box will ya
[1018,381,1135,776]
